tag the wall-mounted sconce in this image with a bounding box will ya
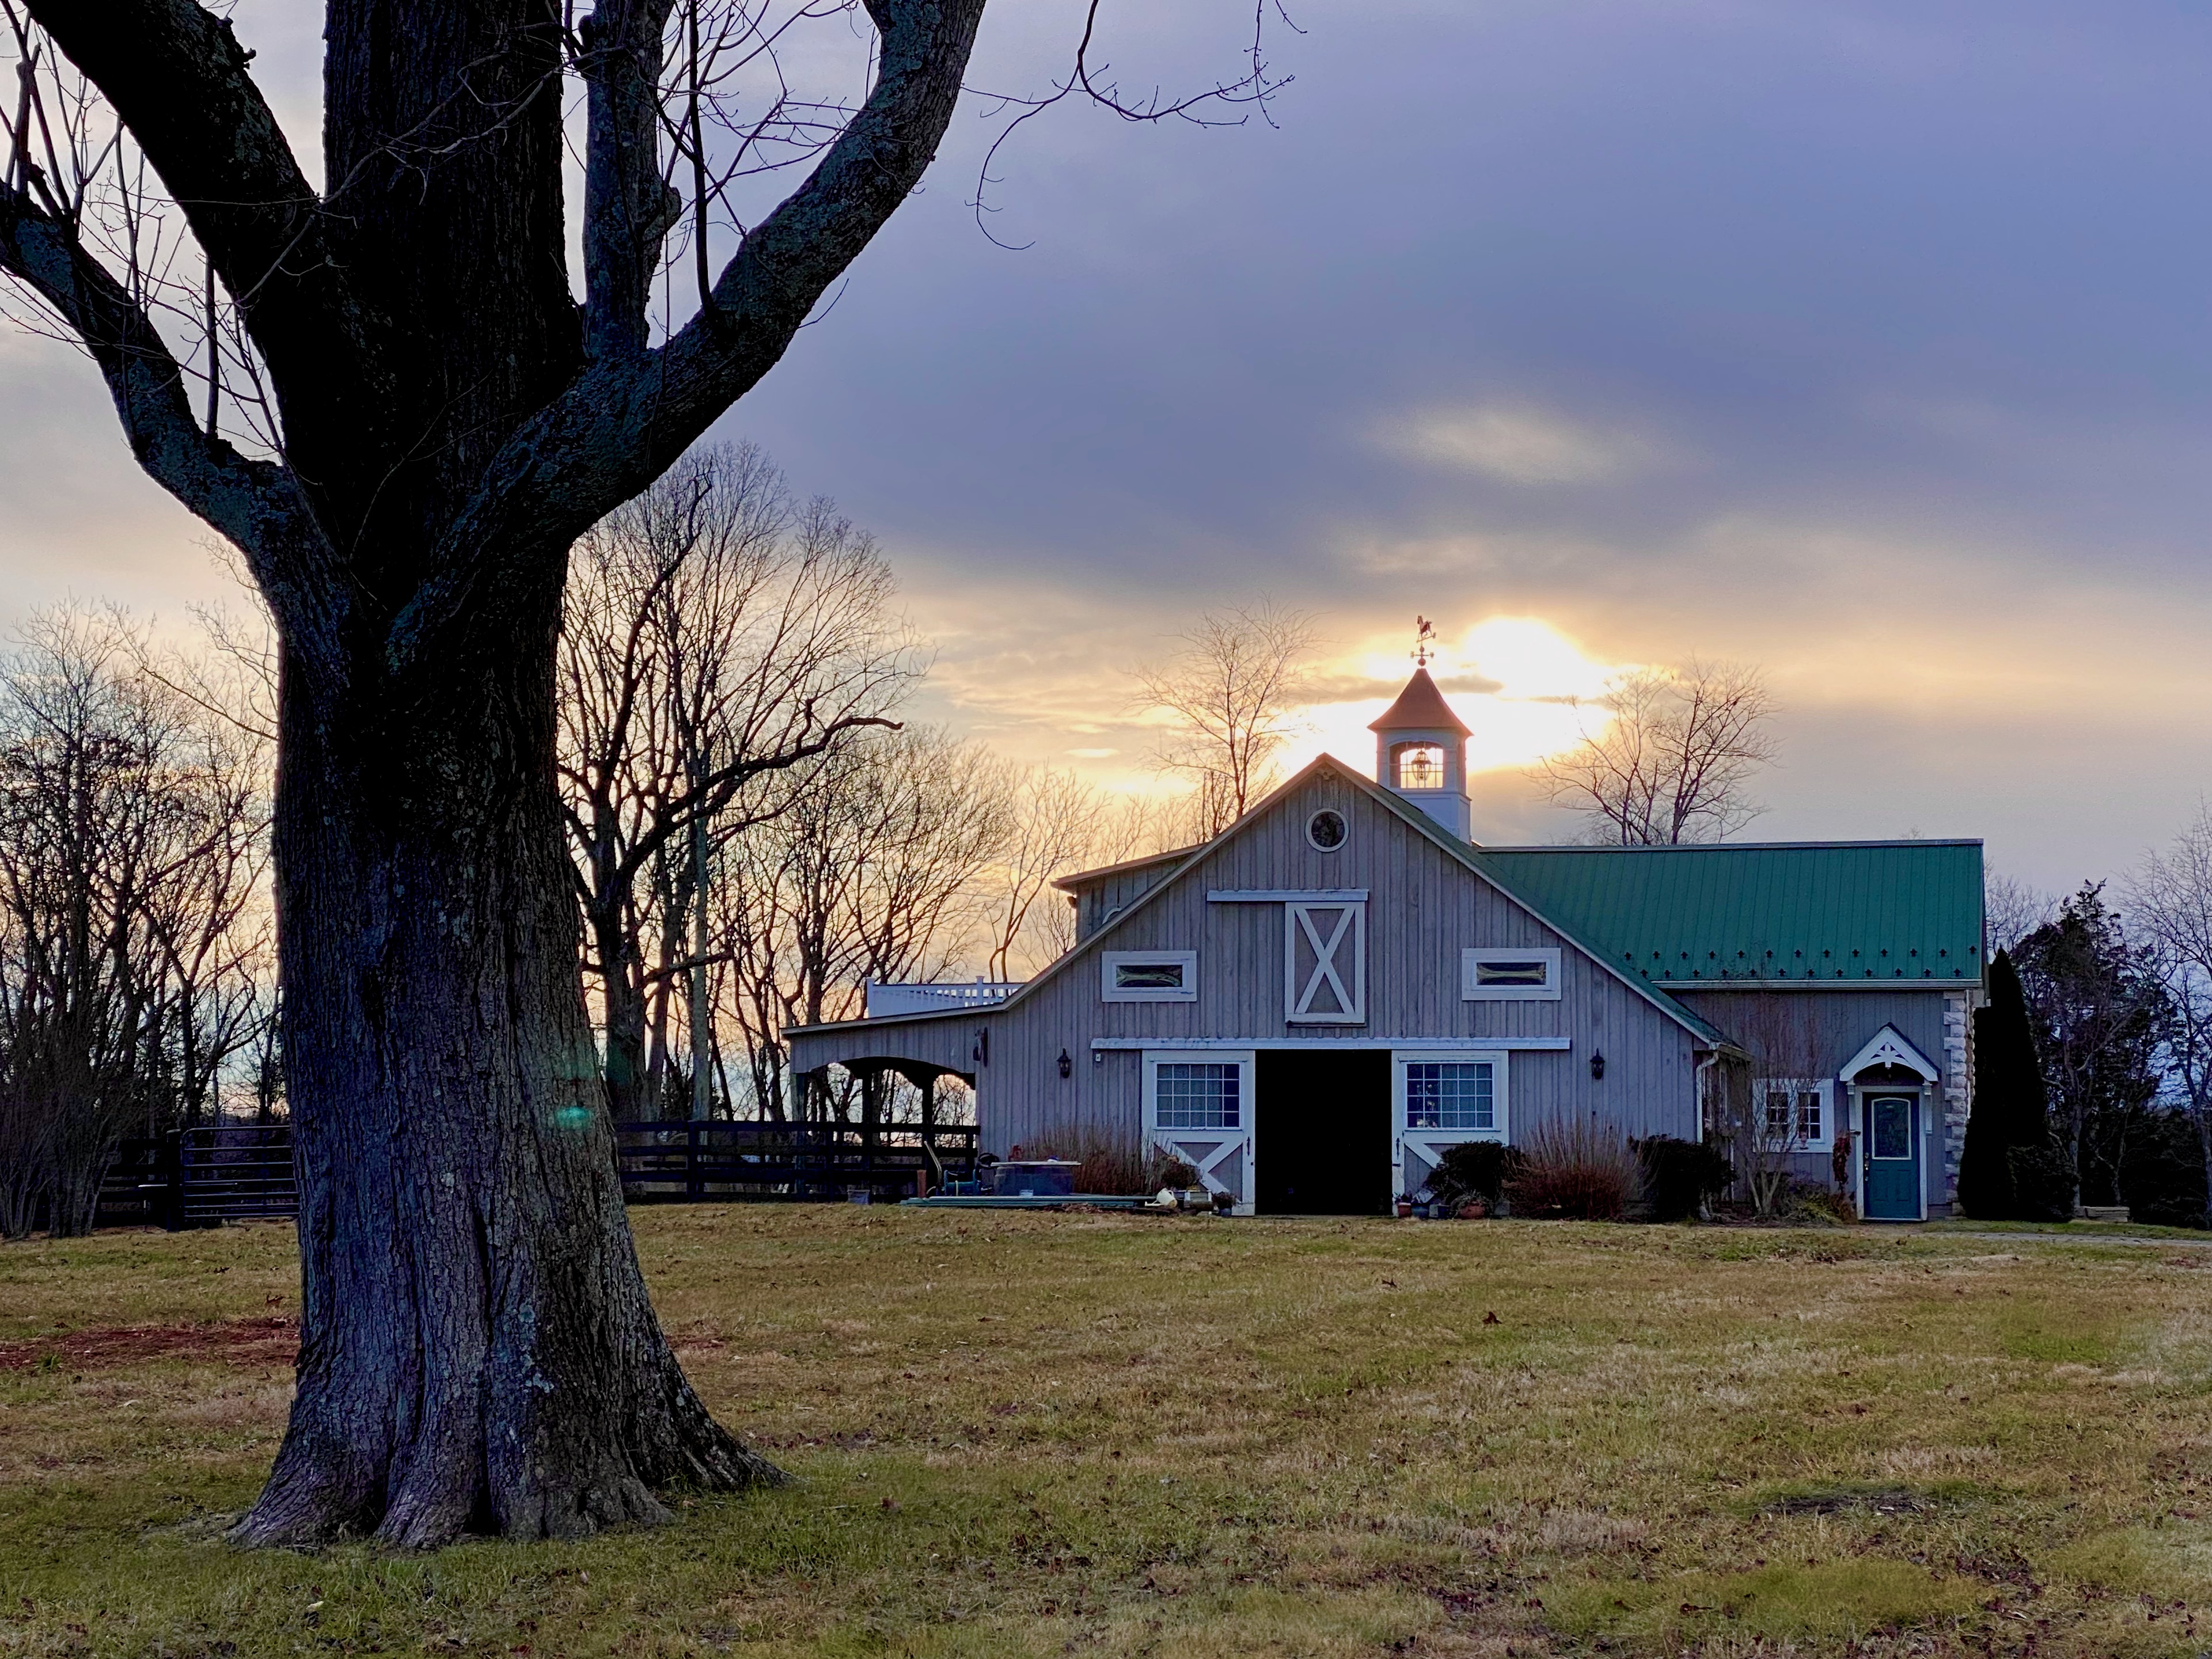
[1058,1048,1072,1079]
[1092,1046,1104,1066]
[1589,1049,1606,1081]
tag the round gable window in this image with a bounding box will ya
[1306,808,1348,851]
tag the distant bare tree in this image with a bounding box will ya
[559,443,916,1120]
[0,608,271,1236]
[719,726,1012,1118]
[1985,873,2056,958]
[1134,601,1317,840]
[1535,660,1778,845]
[2130,804,2212,1213]
[976,766,1103,981]
[989,784,1192,974]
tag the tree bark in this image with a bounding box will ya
[237,588,780,1548]
[4,0,987,1548]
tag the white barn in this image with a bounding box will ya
[787,669,1984,1220]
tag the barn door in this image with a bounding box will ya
[1143,1050,1254,1213]
[1284,899,1366,1024]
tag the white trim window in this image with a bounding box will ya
[1404,1060,1496,1131]
[1756,1077,1830,1148]
[1285,899,1366,1024]
[1101,949,1199,1003]
[1153,1060,1242,1128]
[1462,947,1562,1002]
[1143,1049,1254,1213]
[1392,1049,1509,1201]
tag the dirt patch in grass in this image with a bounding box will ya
[0,1313,296,1373]
[1756,1482,1930,1517]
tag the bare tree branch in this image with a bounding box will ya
[386,0,985,677]
[1132,598,1315,841]
[0,183,346,691]
[17,0,388,424]
[1533,659,1778,845]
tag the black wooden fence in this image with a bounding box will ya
[612,1119,979,1203]
[79,1117,976,1228]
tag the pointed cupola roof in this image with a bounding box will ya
[1368,667,1471,738]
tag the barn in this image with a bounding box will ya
[785,668,1985,1220]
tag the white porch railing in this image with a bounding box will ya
[864,979,1024,1018]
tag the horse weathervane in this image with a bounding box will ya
[1412,616,1438,668]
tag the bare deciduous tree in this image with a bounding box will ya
[1534,659,1778,846]
[2130,804,2212,1215]
[0,608,271,1237]
[1705,994,1832,1217]
[975,766,1103,981]
[719,726,1011,1118]
[1985,872,2055,959]
[559,442,916,1121]
[1133,600,1316,840]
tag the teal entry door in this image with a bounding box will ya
[1862,1093,1922,1220]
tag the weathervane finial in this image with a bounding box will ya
[1412,615,1437,669]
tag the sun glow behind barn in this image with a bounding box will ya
[1283,617,1632,787]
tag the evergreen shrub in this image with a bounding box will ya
[2119,1113,2209,1229]
[1426,1140,1523,1210]
[1960,950,2059,1221]
[1634,1135,1734,1221]
[2006,1142,2075,1223]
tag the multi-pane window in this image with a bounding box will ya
[1155,1062,1241,1129]
[1405,1061,1494,1131]
[1763,1087,1823,1145]
[1395,743,1445,790]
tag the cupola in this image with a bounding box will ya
[1369,665,1473,839]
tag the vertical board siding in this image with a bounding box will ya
[969,769,1702,1153]
[1680,985,1961,1211]
[1672,989,1952,1086]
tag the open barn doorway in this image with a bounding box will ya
[1255,1049,1391,1214]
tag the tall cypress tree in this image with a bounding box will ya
[1959,951,2047,1218]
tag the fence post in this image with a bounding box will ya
[161,1130,184,1231]
[687,1120,703,1201]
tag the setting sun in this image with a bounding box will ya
[1285,616,1630,781]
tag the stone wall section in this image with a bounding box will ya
[1941,989,1972,1202]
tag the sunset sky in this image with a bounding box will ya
[1,1,2206,893]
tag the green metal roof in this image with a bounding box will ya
[1464,840,1985,988]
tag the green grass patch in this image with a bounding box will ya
[2,1210,2209,1657]
[1554,1559,1985,1649]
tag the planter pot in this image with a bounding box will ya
[1395,1201,1413,1218]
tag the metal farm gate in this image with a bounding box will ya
[178,1125,299,1223]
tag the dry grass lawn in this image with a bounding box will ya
[3,1207,2211,1657]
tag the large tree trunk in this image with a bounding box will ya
[235,587,780,1548]
[5,0,987,1550]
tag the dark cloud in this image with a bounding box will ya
[1,0,2206,891]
